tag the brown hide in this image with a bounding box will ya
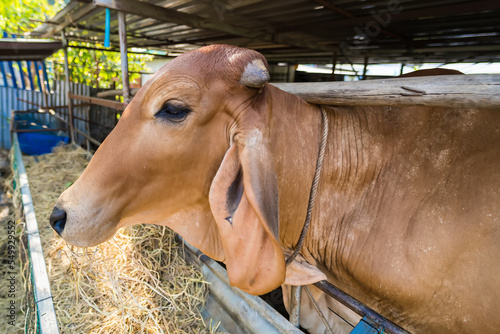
[52,45,500,333]
[298,104,500,333]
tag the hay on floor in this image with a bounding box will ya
[0,148,24,334]
[19,145,216,334]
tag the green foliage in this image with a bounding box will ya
[0,0,155,89]
[50,43,154,89]
[0,0,66,35]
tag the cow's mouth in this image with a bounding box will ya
[49,203,120,247]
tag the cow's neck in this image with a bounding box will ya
[268,86,388,275]
[306,106,388,276]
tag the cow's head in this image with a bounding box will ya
[50,45,285,294]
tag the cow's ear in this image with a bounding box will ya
[209,130,285,295]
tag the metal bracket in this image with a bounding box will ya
[351,316,384,334]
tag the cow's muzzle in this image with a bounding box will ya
[50,207,67,236]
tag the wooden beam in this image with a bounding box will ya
[289,285,302,327]
[310,0,354,18]
[273,74,500,110]
[330,52,337,81]
[35,1,80,29]
[42,3,97,38]
[48,110,102,146]
[50,109,115,131]
[69,44,170,57]
[16,97,91,109]
[93,0,335,53]
[362,56,369,80]
[97,88,140,98]
[61,31,75,143]
[71,22,173,48]
[369,44,500,54]
[11,133,61,334]
[118,11,131,104]
[68,93,127,111]
[15,128,69,133]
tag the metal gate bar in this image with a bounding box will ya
[314,280,410,334]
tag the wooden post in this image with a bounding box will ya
[288,63,296,83]
[330,52,337,81]
[61,31,75,143]
[362,56,369,80]
[118,11,131,104]
[289,285,302,327]
[40,61,49,107]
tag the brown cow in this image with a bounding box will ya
[50,45,500,333]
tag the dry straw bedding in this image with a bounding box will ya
[0,148,24,334]
[19,145,217,334]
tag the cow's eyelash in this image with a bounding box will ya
[155,102,191,123]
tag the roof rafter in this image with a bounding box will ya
[92,0,335,53]
[310,0,412,46]
[315,0,500,30]
[41,3,97,38]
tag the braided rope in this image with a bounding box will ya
[286,106,329,266]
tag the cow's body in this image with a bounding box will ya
[51,45,500,333]
[268,88,500,332]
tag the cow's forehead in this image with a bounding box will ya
[153,45,265,85]
[143,75,203,111]
[136,45,267,110]
[137,62,204,108]
[147,53,217,90]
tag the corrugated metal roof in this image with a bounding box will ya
[32,0,500,64]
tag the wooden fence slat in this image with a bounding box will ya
[68,93,126,111]
[12,133,60,334]
[273,74,500,110]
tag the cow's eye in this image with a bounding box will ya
[155,102,191,123]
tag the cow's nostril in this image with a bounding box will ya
[49,207,67,236]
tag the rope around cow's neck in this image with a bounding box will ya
[286,106,329,266]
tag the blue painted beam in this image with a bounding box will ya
[104,8,111,47]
